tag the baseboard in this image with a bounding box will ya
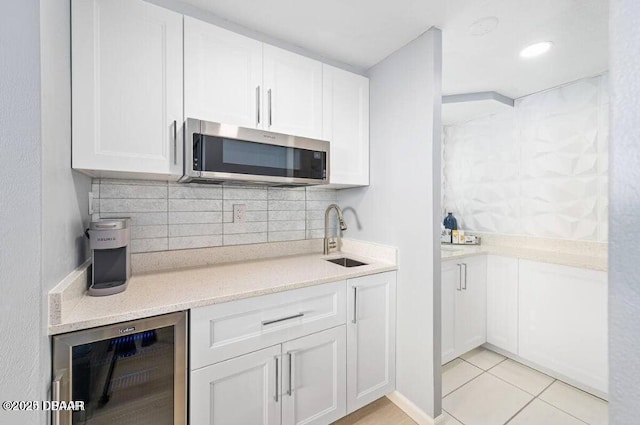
[386,391,442,425]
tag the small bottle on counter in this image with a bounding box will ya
[443,212,457,243]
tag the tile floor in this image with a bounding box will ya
[442,347,609,425]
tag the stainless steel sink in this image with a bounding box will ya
[326,257,368,267]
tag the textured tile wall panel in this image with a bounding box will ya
[442,75,608,242]
[93,181,339,252]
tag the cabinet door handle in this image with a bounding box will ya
[52,374,62,425]
[274,356,279,402]
[462,263,468,290]
[352,286,358,324]
[256,86,261,126]
[268,88,272,127]
[262,312,304,326]
[287,352,294,396]
[173,120,177,165]
[456,264,462,291]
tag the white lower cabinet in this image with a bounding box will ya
[441,257,487,364]
[486,255,519,354]
[346,272,396,413]
[518,260,608,394]
[191,345,281,425]
[282,327,347,425]
[190,274,396,424]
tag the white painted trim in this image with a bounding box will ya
[386,392,437,425]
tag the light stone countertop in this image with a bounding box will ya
[440,238,607,272]
[49,250,396,335]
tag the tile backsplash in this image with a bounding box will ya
[92,179,339,253]
[442,74,609,242]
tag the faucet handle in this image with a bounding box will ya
[328,238,337,249]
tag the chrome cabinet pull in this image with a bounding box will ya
[256,86,261,126]
[268,88,272,127]
[287,352,293,396]
[52,374,62,425]
[456,264,462,291]
[274,356,279,402]
[462,263,468,290]
[352,287,358,324]
[262,312,304,326]
[173,120,177,165]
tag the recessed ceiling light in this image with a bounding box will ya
[519,41,553,58]
[469,17,499,36]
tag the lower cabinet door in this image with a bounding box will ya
[454,256,487,354]
[281,326,346,425]
[346,272,396,413]
[441,260,460,364]
[190,345,282,425]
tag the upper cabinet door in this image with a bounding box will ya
[72,0,183,179]
[263,45,323,139]
[184,17,263,128]
[323,65,370,187]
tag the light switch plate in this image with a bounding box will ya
[233,204,246,223]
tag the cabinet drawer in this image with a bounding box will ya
[191,281,346,369]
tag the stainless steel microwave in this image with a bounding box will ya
[180,119,330,186]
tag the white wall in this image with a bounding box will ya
[0,0,43,423]
[40,0,92,418]
[338,28,442,419]
[609,0,640,422]
[443,75,609,242]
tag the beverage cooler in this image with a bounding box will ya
[52,312,187,425]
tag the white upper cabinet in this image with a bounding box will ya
[323,65,370,187]
[71,0,183,179]
[263,45,323,139]
[486,255,519,354]
[184,17,263,128]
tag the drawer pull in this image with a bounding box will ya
[262,312,304,326]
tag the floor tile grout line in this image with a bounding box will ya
[534,397,591,424]
[485,369,554,398]
[502,395,537,425]
[441,407,467,425]
[442,367,485,398]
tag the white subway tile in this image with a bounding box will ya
[269,210,306,221]
[131,238,168,253]
[223,221,268,235]
[305,189,337,201]
[223,187,268,200]
[269,220,305,232]
[99,212,167,226]
[169,223,222,237]
[268,188,306,201]
[222,200,267,211]
[168,211,223,224]
[222,210,268,223]
[269,230,306,242]
[100,199,167,213]
[100,184,167,199]
[169,199,222,212]
[223,232,268,246]
[169,185,222,199]
[168,235,222,250]
[268,200,305,211]
[130,225,168,239]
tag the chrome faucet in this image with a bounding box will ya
[324,204,347,255]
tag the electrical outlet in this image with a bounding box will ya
[233,204,246,223]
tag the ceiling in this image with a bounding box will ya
[178,0,608,98]
[179,0,445,70]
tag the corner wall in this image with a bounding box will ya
[40,0,92,418]
[0,0,43,423]
[338,28,443,420]
[609,0,640,422]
